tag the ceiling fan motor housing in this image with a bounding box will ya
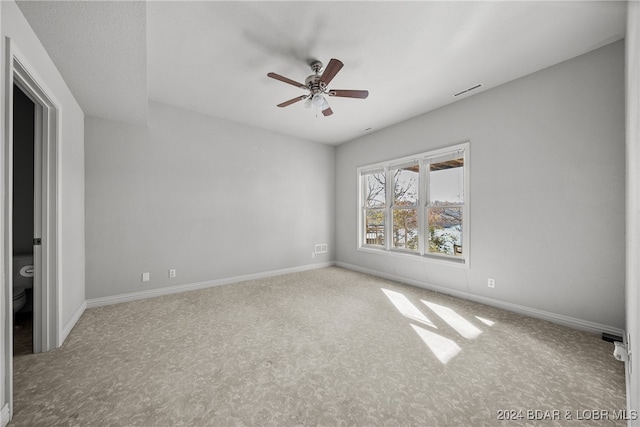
[305,74,326,94]
[305,60,327,94]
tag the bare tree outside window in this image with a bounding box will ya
[364,173,385,245]
[392,166,418,251]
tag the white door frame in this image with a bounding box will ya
[2,36,59,421]
[626,1,640,421]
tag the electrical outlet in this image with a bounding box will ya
[314,243,328,254]
[169,269,176,278]
[487,278,495,288]
[142,272,150,282]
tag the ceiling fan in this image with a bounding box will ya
[267,58,369,117]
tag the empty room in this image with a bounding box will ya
[1,0,639,426]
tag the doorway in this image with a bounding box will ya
[3,41,61,421]
[12,84,35,356]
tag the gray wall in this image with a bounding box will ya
[85,102,335,299]
[2,2,86,333]
[335,41,625,330]
[2,0,86,413]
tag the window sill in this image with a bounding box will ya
[357,246,469,269]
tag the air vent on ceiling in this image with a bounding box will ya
[453,84,483,97]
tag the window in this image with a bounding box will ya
[427,153,464,257]
[363,170,386,246]
[391,163,419,251]
[358,143,469,265]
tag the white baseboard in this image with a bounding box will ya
[59,300,86,346]
[336,261,625,337]
[1,403,10,427]
[86,262,335,308]
[84,260,623,337]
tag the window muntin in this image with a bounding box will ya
[358,144,469,265]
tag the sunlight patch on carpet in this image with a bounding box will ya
[381,288,436,328]
[475,316,495,326]
[422,300,482,339]
[410,324,461,364]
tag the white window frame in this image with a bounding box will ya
[357,142,470,268]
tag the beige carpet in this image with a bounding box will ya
[10,267,626,426]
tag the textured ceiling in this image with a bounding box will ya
[16,0,148,125]
[17,1,627,145]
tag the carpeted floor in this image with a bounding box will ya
[10,267,626,426]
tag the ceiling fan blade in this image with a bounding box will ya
[322,107,333,116]
[267,72,307,89]
[277,96,307,108]
[319,58,343,85]
[328,90,369,99]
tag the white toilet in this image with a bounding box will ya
[13,254,34,313]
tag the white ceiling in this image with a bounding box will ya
[17,1,627,145]
[16,0,148,125]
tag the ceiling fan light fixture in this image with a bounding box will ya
[312,93,328,108]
